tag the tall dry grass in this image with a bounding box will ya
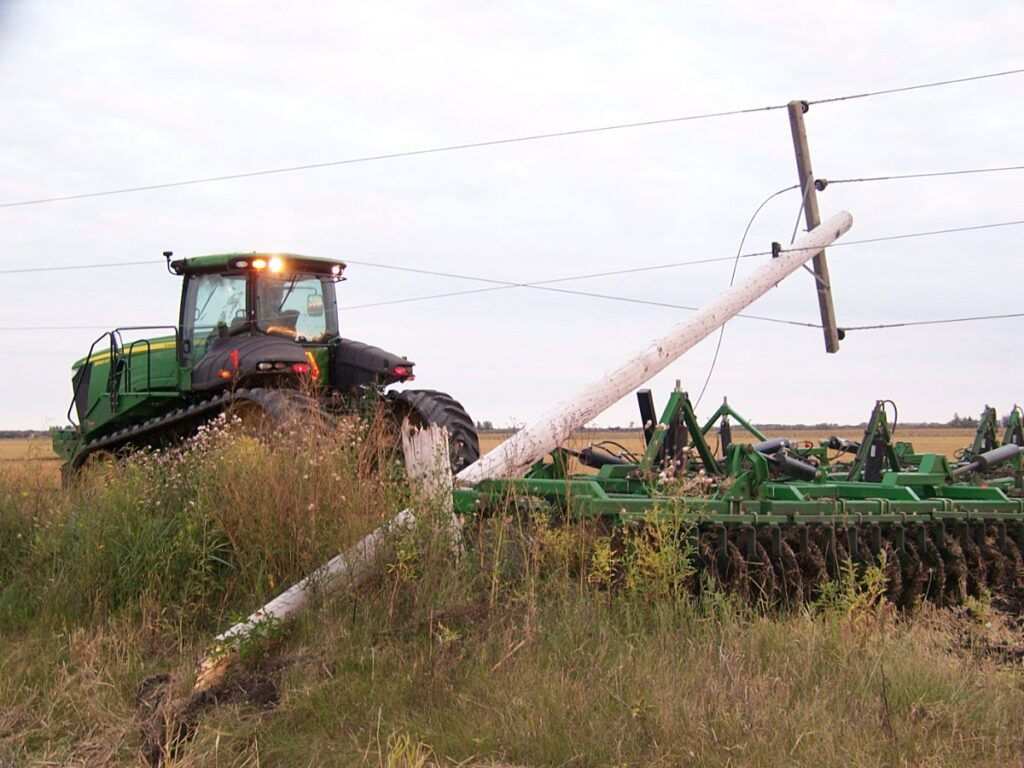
[0,412,410,635]
[2,418,1024,766]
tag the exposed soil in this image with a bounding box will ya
[136,657,292,766]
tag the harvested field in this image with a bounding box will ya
[0,437,58,461]
[479,427,977,459]
[0,427,979,489]
[2,428,977,486]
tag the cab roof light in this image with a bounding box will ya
[251,258,267,270]
[268,256,284,273]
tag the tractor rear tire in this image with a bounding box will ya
[387,389,480,474]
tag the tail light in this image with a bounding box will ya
[292,362,312,374]
[305,351,321,380]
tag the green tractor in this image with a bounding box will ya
[51,252,479,478]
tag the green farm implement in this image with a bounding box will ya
[454,387,1024,606]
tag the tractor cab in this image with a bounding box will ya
[172,253,344,366]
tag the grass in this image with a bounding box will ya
[2,420,1024,766]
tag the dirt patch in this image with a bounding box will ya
[136,657,294,766]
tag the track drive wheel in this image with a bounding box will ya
[222,388,326,434]
[386,389,480,474]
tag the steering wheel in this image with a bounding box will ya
[265,310,301,338]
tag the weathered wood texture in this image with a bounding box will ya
[194,425,456,693]
[788,100,840,353]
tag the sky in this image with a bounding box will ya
[1,1,1022,431]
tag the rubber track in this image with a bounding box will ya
[67,387,320,473]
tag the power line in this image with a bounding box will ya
[0,250,773,279]
[6,215,1024,331]
[3,67,1023,211]
[5,213,1018,279]
[0,260,155,275]
[807,66,1024,105]
[345,267,817,327]
[10,210,1024,281]
[526,285,818,327]
[10,309,1024,335]
[828,163,1024,186]
[695,184,802,407]
[7,158,1024,277]
[0,103,788,210]
[842,312,1024,332]
[774,217,1024,254]
[346,285,509,310]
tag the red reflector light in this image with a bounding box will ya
[292,363,311,374]
[393,365,409,377]
[218,369,232,379]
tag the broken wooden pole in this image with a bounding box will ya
[194,425,455,694]
[194,507,414,692]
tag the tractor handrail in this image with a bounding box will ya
[125,339,152,393]
[111,326,180,402]
[66,326,180,427]
[67,331,115,427]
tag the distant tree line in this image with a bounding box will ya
[947,413,980,428]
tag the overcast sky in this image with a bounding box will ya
[1,1,1022,431]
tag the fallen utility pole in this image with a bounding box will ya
[456,210,853,484]
[788,100,841,354]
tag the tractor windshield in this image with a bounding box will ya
[254,272,338,342]
[182,270,339,362]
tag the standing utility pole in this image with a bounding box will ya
[788,100,841,353]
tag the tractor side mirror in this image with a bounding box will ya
[307,293,324,317]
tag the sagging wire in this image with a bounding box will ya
[693,182,804,408]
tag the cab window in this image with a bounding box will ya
[254,273,336,342]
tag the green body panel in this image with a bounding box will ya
[66,336,333,446]
[72,335,181,435]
